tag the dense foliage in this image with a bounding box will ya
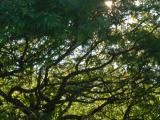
[0,0,160,119]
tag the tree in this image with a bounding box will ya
[0,0,160,119]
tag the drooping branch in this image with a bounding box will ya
[0,89,30,114]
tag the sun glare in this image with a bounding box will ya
[105,1,112,8]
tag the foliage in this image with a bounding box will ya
[0,0,160,119]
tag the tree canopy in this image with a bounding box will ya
[0,0,160,119]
